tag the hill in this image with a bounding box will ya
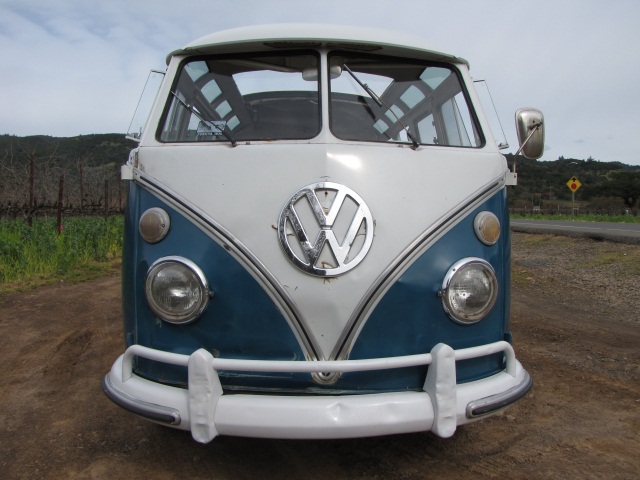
[0,133,132,167]
[506,154,640,212]
[0,134,638,215]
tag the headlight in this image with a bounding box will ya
[145,256,211,324]
[439,258,498,324]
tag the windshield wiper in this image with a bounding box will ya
[342,64,419,150]
[170,91,237,147]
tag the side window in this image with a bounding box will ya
[441,95,472,147]
[417,114,437,145]
[127,70,165,141]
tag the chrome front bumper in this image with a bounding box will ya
[103,341,531,443]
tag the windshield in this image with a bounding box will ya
[159,50,482,148]
[329,52,483,148]
[159,52,320,143]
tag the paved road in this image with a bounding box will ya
[510,219,640,244]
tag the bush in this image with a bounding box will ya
[0,216,123,287]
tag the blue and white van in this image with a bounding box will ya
[103,24,544,443]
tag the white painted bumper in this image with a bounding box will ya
[103,341,531,443]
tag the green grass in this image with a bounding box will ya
[0,216,123,294]
[510,213,640,223]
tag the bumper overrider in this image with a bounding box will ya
[103,341,531,443]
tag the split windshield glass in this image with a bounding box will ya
[328,52,483,148]
[159,51,320,143]
[159,50,482,148]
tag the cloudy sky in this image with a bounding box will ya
[1,0,639,165]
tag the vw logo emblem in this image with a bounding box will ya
[278,182,374,277]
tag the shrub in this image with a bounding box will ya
[0,216,123,287]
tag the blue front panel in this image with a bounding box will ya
[342,190,511,390]
[124,184,307,388]
[124,184,511,392]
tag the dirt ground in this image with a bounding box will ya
[1,233,638,479]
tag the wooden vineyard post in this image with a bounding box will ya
[56,175,64,235]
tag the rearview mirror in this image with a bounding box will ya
[515,108,544,159]
[302,65,342,81]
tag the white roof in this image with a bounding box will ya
[167,24,468,66]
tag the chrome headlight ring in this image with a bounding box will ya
[439,257,498,324]
[145,256,211,324]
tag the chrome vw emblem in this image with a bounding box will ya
[278,182,374,277]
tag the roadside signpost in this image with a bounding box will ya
[566,176,582,193]
[567,176,581,214]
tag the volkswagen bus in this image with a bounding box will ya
[103,24,544,443]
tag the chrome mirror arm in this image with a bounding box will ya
[511,121,542,174]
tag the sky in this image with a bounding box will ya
[1,0,639,165]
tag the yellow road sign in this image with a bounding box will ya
[567,176,582,192]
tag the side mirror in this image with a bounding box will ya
[515,108,544,159]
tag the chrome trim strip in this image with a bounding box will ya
[133,170,322,362]
[466,370,533,418]
[332,177,505,360]
[102,375,181,425]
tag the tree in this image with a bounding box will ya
[610,171,640,209]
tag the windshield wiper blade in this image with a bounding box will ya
[170,92,237,147]
[342,64,420,150]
